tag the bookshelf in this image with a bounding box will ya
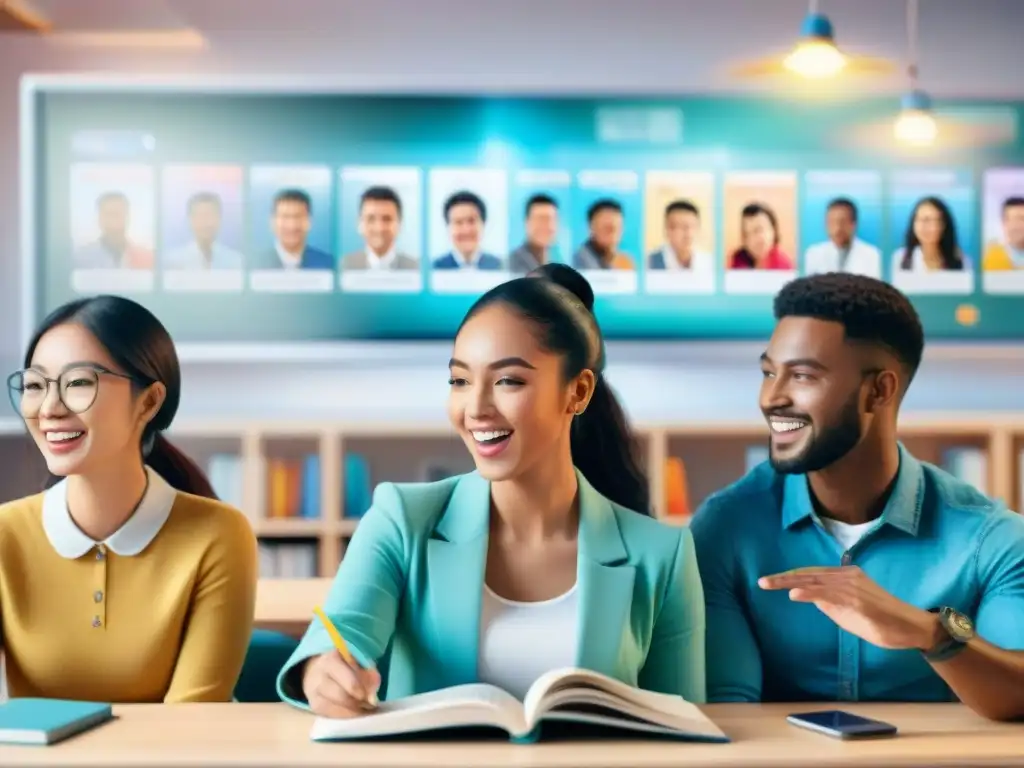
[0,416,1020,580]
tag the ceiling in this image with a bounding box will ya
[12,0,185,31]
[4,0,1024,97]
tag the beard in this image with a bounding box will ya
[769,393,863,475]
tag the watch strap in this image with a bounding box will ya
[922,607,971,662]
[923,634,968,662]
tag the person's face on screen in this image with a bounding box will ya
[189,200,221,244]
[448,304,575,483]
[589,209,622,251]
[447,202,483,256]
[912,201,945,248]
[359,199,401,254]
[525,203,558,249]
[1003,203,1024,250]
[826,205,855,249]
[272,199,311,251]
[665,210,699,254]
[742,212,775,259]
[759,317,868,475]
[98,197,129,242]
[24,324,146,479]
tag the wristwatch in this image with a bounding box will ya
[922,607,975,662]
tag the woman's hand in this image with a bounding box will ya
[302,650,381,719]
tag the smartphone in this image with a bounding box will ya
[786,710,897,740]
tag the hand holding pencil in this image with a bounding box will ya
[302,606,381,719]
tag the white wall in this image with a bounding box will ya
[3,0,1024,424]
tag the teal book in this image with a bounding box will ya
[308,667,729,744]
[0,698,113,745]
[300,454,321,519]
[343,453,372,519]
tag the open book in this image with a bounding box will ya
[310,667,729,744]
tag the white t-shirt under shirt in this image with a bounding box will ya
[819,517,876,552]
[477,582,579,701]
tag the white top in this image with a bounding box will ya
[274,242,304,269]
[660,246,714,274]
[892,245,970,273]
[804,238,882,278]
[164,240,244,271]
[365,247,397,270]
[453,249,482,268]
[894,245,927,273]
[478,583,579,701]
[819,517,875,552]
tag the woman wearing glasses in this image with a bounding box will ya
[0,295,257,703]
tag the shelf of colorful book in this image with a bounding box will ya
[0,416,1018,578]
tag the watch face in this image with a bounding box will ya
[944,609,975,641]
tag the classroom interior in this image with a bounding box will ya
[2,0,1022,577]
[2,0,1024,761]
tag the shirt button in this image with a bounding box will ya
[92,616,102,628]
[94,590,103,603]
[96,546,105,561]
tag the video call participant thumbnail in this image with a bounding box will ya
[647,200,712,273]
[432,191,502,271]
[982,197,1024,271]
[509,193,559,272]
[163,192,245,270]
[893,197,966,273]
[803,198,881,278]
[254,189,334,270]
[73,191,154,270]
[728,203,794,271]
[573,199,635,271]
[690,273,1024,721]
[341,186,417,271]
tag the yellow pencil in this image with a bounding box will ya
[313,606,378,707]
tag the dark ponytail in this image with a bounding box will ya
[145,434,217,499]
[466,263,652,515]
[25,295,217,499]
[569,374,650,513]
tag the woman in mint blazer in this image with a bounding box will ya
[277,264,706,715]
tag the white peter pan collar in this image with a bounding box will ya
[42,466,177,559]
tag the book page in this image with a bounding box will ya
[524,668,725,740]
[540,687,725,740]
[525,667,632,715]
[310,683,528,741]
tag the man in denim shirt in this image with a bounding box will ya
[690,273,1024,721]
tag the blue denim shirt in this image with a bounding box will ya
[690,444,1024,703]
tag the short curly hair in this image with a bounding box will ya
[773,273,925,381]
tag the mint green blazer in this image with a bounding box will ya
[276,469,706,706]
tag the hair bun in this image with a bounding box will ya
[529,263,595,312]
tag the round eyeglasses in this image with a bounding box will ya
[6,366,134,419]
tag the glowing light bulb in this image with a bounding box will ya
[894,90,938,146]
[783,39,847,79]
[894,109,937,145]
